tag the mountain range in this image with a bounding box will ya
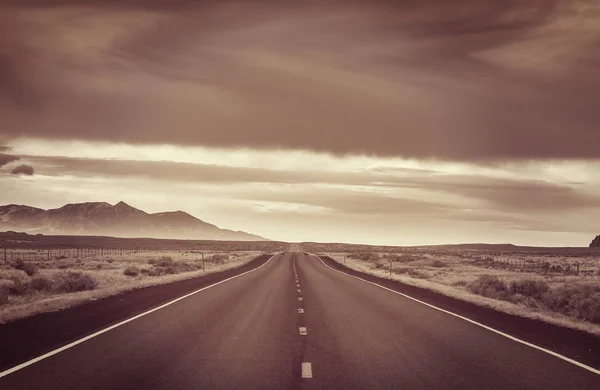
[0,201,267,241]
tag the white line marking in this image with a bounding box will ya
[297,289,301,293]
[315,255,600,376]
[299,327,308,335]
[298,308,304,314]
[0,255,278,379]
[301,362,313,378]
[298,297,303,301]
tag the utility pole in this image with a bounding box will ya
[389,258,392,279]
[202,253,205,271]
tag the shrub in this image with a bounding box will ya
[30,276,54,292]
[54,272,98,292]
[173,262,194,273]
[164,267,175,275]
[13,259,25,270]
[468,275,509,300]
[542,284,600,324]
[431,260,447,268]
[395,267,428,279]
[107,258,114,264]
[0,280,13,304]
[348,252,379,262]
[208,254,229,264]
[407,269,429,279]
[402,255,421,263]
[148,268,162,277]
[55,255,68,260]
[6,276,30,296]
[509,279,549,300]
[123,266,140,277]
[22,262,38,276]
[156,256,174,267]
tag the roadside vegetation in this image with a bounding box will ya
[324,249,600,334]
[0,250,263,323]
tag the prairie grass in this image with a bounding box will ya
[0,250,262,323]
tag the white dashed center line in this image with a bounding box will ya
[298,297,303,301]
[302,362,313,378]
[299,327,308,335]
[297,308,304,314]
[297,289,301,293]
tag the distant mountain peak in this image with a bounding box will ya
[0,201,266,241]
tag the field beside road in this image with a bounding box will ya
[303,243,600,335]
[0,233,285,323]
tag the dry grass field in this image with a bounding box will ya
[311,246,600,335]
[0,249,268,323]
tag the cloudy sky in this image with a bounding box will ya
[1,0,599,246]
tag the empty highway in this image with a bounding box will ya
[0,246,599,389]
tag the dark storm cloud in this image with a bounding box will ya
[1,0,599,160]
[10,164,34,175]
[0,153,20,167]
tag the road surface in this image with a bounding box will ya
[0,246,598,389]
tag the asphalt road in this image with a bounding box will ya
[1,247,599,389]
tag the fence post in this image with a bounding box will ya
[202,253,205,271]
[389,259,392,279]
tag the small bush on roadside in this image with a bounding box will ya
[55,255,68,260]
[13,259,25,270]
[30,276,54,292]
[173,262,194,273]
[164,267,175,275]
[542,284,600,324]
[348,252,380,262]
[468,275,509,300]
[107,258,114,264]
[22,262,38,276]
[0,280,13,304]
[396,254,420,263]
[408,269,429,279]
[431,260,447,268]
[54,272,98,292]
[208,254,229,264]
[148,268,162,277]
[509,279,549,300]
[6,276,30,296]
[156,256,174,267]
[123,266,140,277]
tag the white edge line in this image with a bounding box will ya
[0,254,278,379]
[314,255,600,376]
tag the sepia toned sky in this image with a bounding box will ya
[1,0,599,246]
